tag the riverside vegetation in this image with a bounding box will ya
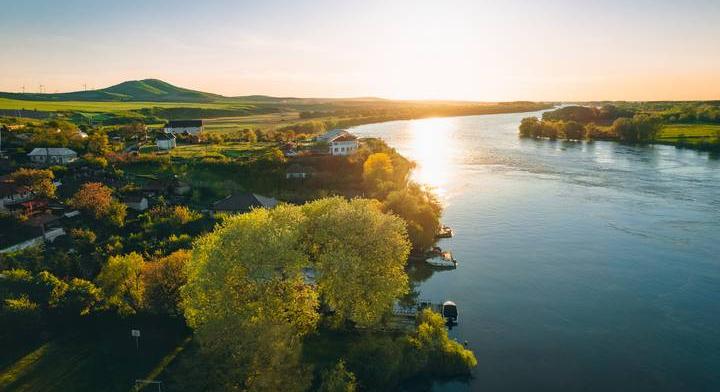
[518,103,720,151]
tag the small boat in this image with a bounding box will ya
[442,301,458,324]
[436,225,454,238]
[425,247,457,268]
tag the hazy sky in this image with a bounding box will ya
[1,0,719,101]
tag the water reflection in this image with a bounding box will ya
[406,117,458,200]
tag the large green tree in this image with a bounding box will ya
[96,252,144,315]
[302,197,411,327]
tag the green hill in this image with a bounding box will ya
[0,79,224,103]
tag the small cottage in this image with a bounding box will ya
[122,194,149,211]
[0,179,32,210]
[156,133,177,150]
[164,120,203,135]
[27,148,78,164]
[212,192,278,214]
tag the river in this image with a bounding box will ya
[350,110,720,391]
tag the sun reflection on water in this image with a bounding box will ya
[405,117,458,200]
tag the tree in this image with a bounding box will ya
[363,153,395,195]
[142,250,190,316]
[182,205,318,391]
[70,182,126,226]
[541,121,560,139]
[562,121,585,140]
[383,184,441,252]
[183,205,317,332]
[611,117,637,142]
[408,309,478,376]
[9,168,56,199]
[86,133,109,155]
[0,269,33,300]
[319,360,357,392]
[302,198,411,327]
[518,117,541,138]
[96,252,144,315]
[182,198,412,388]
[61,278,102,316]
[31,271,68,309]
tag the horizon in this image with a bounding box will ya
[1,1,720,101]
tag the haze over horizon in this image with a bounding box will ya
[1,0,719,101]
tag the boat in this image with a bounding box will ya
[436,225,454,238]
[425,247,457,268]
[442,301,458,324]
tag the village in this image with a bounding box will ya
[0,118,363,253]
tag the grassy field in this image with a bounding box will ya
[140,142,275,158]
[657,123,720,141]
[0,97,248,112]
[0,318,189,392]
[202,112,300,132]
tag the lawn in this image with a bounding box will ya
[0,317,189,392]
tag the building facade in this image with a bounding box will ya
[27,148,78,164]
[163,120,203,135]
[329,134,359,156]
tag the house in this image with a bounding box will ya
[316,129,349,143]
[1,213,65,254]
[212,192,278,214]
[286,163,314,179]
[141,179,171,196]
[0,179,32,210]
[281,142,299,157]
[164,120,203,135]
[122,194,149,211]
[27,148,78,164]
[16,199,49,216]
[329,133,359,156]
[156,133,177,150]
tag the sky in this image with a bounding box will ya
[1,0,719,101]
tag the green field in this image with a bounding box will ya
[162,142,275,158]
[658,123,720,140]
[0,97,244,112]
[203,113,300,132]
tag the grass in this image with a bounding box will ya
[0,97,245,112]
[0,317,189,392]
[658,123,720,141]
[140,142,274,159]
[202,112,300,132]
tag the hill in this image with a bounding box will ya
[0,79,224,103]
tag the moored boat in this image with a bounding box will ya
[425,246,457,268]
[442,301,458,324]
[436,225,453,238]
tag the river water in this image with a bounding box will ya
[351,110,720,391]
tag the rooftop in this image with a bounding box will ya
[213,192,278,213]
[27,147,77,156]
[166,120,203,128]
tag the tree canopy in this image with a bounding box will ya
[9,168,56,199]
